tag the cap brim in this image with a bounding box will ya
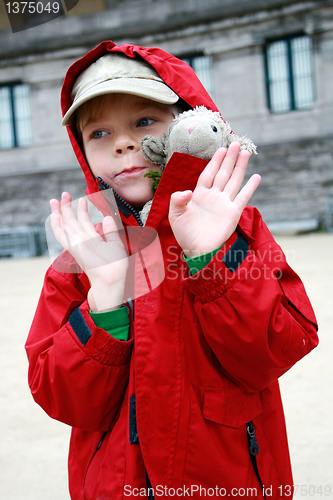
[62,78,179,126]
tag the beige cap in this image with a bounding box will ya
[62,53,179,126]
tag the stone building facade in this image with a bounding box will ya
[0,0,333,255]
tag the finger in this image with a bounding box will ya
[60,192,72,212]
[60,192,79,230]
[102,215,120,240]
[50,198,60,215]
[212,141,241,190]
[77,197,99,238]
[49,207,69,249]
[196,148,227,188]
[234,174,261,212]
[57,192,81,247]
[50,198,66,240]
[169,190,193,219]
[223,149,251,201]
[59,193,89,248]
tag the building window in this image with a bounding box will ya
[0,83,33,149]
[182,55,214,98]
[265,35,315,113]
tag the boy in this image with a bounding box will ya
[26,41,318,499]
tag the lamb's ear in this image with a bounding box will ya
[141,135,167,168]
[230,134,258,155]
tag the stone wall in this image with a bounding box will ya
[1,0,333,241]
[0,167,86,229]
[247,135,333,226]
[1,134,332,234]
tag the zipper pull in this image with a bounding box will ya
[246,421,260,456]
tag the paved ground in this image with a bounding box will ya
[0,233,332,500]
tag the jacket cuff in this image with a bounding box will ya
[183,243,224,275]
[89,306,130,341]
[67,300,133,366]
[183,232,251,303]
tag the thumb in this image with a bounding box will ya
[102,215,119,241]
[169,190,192,218]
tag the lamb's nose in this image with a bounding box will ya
[186,123,196,134]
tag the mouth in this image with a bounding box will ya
[116,166,147,178]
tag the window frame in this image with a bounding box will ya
[264,33,315,113]
[0,81,33,149]
[180,53,214,99]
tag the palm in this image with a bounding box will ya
[171,185,241,256]
[169,143,261,258]
[50,193,129,285]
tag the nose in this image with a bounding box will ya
[113,133,139,155]
[186,123,196,135]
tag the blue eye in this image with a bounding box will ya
[92,130,107,139]
[211,125,218,133]
[137,118,155,127]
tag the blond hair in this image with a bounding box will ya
[76,94,111,133]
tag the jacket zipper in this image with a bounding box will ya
[94,431,107,456]
[98,178,153,495]
[83,431,108,488]
[246,421,265,497]
[97,176,144,227]
[146,471,155,500]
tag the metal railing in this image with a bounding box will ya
[326,193,333,233]
[0,226,47,259]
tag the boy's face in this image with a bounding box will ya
[81,94,175,210]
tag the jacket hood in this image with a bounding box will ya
[61,40,220,198]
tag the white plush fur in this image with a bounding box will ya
[141,106,257,169]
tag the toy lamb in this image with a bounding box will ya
[139,106,257,224]
[141,105,257,171]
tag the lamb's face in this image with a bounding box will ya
[168,114,223,160]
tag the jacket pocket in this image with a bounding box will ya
[203,387,267,494]
[203,386,263,428]
[183,384,267,491]
[183,384,280,496]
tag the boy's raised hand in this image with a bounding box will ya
[169,142,261,258]
[50,192,128,312]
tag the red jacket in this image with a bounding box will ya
[26,41,318,499]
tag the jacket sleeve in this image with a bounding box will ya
[25,253,133,432]
[182,207,318,392]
